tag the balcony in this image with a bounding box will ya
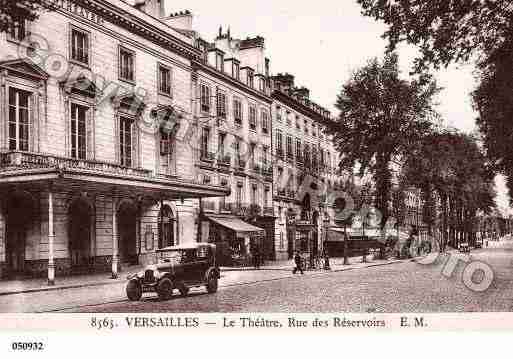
[217,154,231,166]
[200,151,215,162]
[0,151,152,178]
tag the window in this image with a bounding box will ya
[216,52,224,72]
[312,148,318,169]
[249,106,257,131]
[8,87,31,151]
[275,131,283,157]
[286,136,293,158]
[247,69,254,88]
[304,120,309,135]
[276,106,282,122]
[249,143,255,167]
[70,27,89,65]
[201,127,210,158]
[70,103,88,159]
[259,77,265,92]
[7,16,27,42]
[158,64,172,96]
[296,116,301,130]
[119,117,132,167]
[296,139,302,162]
[261,110,269,134]
[233,62,240,80]
[264,187,270,207]
[236,183,243,207]
[216,90,227,118]
[233,98,242,125]
[286,111,291,126]
[200,84,211,113]
[218,132,226,157]
[119,47,135,82]
[262,146,268,166]
[304,144,310,166]
[160,128,172,155]
[251,184,257,205]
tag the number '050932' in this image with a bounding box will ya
[11,342,44,351]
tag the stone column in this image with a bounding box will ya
[48,187,55,285]
[111,197,118,279]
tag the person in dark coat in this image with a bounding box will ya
[323,249,331,270]
[292,251,304,274]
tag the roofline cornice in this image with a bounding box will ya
[68,0,202,61]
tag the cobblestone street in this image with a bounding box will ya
[36,239,511,313]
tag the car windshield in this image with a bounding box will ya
[157,250,183,264]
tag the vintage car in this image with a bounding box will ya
[125,243,220,301]
[474,238,483,249]
[459,242,470,253]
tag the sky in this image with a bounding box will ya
[163,0,511,214]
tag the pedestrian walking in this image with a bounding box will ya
[292,251,304,274]
[323,250,331,270]
[253,245,261,269]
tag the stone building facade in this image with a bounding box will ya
[0,0,228,282]
[188,27,275,264]
[270,73,346,261]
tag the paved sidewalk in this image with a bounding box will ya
[0,254,413,297]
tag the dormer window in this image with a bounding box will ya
[216,52,224,72]
[233,61,240,80]
[247,69,254,88]
[259,77,265,92]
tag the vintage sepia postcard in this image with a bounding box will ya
[0,0,512,355]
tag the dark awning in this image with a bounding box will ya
[207,216,264,237]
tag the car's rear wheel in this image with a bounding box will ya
[157,278,174,301]
[126,279,142,301]
[206,275,218,293]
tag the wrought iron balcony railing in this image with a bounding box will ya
[0,151,152,178]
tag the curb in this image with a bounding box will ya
[0,279,124,297]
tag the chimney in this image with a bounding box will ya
[271,73,295,91]
[162,10,194,31]
[134,0,165,18]
[294,86,310,99]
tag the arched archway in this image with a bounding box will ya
[68,196,93,270]
[158,204,175,248]
[118,199,138,265]
[5,190,35,276]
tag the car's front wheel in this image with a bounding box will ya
[126,279,142,301]
[206,275,218,293]
[157,278,174,301]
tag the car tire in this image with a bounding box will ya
[126,279,142,301]
[157,278,174,301]
[207,276,218,293]
[179,285,189,297]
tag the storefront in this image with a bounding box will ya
[202,215,265,266]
